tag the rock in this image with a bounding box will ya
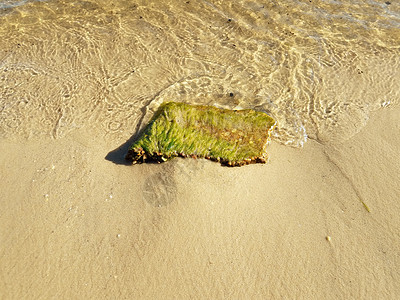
[125,102,276,167]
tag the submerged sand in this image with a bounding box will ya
[1,105,399,299]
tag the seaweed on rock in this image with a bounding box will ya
[125,102,276,167]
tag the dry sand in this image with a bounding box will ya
[1,105,399,299]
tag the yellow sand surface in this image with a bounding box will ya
[1,105,399,299]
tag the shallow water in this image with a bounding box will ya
[0,0,399,146]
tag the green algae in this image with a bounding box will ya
[125,102,276,167]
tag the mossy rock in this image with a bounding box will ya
[126,102,276,167]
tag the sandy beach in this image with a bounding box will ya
[1,104,399,299]
[1,0,400,298]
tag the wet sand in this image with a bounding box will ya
[1,105,399,299]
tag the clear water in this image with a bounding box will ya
[0,0,399,146]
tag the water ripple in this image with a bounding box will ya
[0,0,399,146]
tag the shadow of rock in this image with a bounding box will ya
[105,133,138,165]
[105,124,165,166]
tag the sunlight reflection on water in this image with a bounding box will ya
[0,0,399,146]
